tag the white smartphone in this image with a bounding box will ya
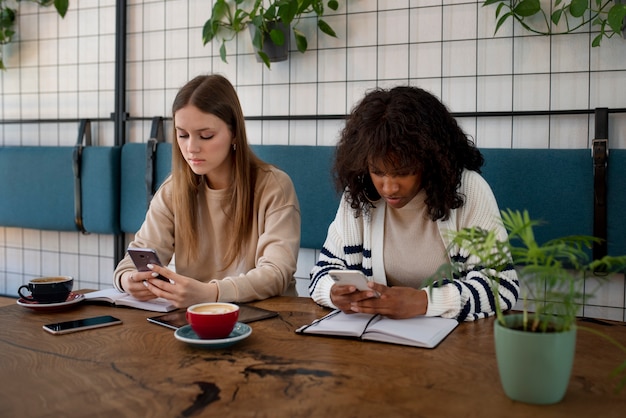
[43,315,122,335]
[328,269,380,297]
[127,247,168,281]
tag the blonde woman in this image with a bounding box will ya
[114,74,300,308]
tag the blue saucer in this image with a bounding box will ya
[174,323,252,349]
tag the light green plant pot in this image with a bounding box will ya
[494,314,577,405]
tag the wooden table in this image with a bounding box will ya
[1,294,625,417]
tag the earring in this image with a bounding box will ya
[359,174,379,203]
[232,143,237,151]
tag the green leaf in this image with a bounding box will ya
[219,42,228,63]
[269,27,285,46]
[569,0,589,18]
[551,9,563,25]
[202,20,216,44]
[483,0,502,6]
[592,33,603,47]
[54,0,69,18]
[211,0,229,22]
[318,19,337,37]
[294,28,308,53]
[277,0,298,25]
[607,4,626,34]
[327,0,339,11]
[495,12,513,34]
[250,25,264,50]
[495,2,506,19]
[513,0,541,17]
[257,50,271,68]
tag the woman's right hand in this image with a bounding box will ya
[120,270,160,300]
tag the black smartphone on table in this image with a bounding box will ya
[147,304,279,330]
[127,247,169,281]
[43,315,122,335]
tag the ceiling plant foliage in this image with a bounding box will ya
[484,0,626,46]
[0,0,69,70]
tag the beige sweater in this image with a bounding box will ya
[114,165,301,302]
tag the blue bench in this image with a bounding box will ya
[0,145,121,234]
[608,149,626,257]
[1,143,623,258]
[480,149,594,246]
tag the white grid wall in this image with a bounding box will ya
[1,0,625,319]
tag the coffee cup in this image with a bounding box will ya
[186,302,240,340]
[18,276,73,304]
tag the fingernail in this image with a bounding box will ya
[147,264,154,269]
[169,279,175,285]
[151,272,159,278]
[142,280,148,287]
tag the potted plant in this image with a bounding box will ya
[202,0,339,68]
[483,0,626,47]
[428,208,626,404]
[0,0,69,70]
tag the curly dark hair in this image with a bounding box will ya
[333,85,484,221]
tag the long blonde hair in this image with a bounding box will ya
[171,74,264,267]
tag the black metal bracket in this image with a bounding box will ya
[72,119,92,234]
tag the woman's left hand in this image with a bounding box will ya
[140,263,219,308]
[349,282,428,319]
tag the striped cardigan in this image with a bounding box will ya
[309,170,519,322]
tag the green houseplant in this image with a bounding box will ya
[0,0,69,70]
[202,0,339,68]
[483,0,626,47]
[428,208,626,404]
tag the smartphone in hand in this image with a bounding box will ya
[328,270,380,298]
[127,247,169,281]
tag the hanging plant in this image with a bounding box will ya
[483,0,626,47]
[0,0,69,70]
[203,0,340,68]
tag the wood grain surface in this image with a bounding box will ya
[1,295,625,417]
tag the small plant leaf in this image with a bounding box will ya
[219,42,228,63]
[513,0,541,17]
[269,28,285,46]
[257,50,271,68]
[54,0,69,18]
[569,0,589,18]
[551,9,563,25]
[495,12,513,34]
[592,33,603,47]
[202,20,216,44]
[294,28,308,53]
[318,19,337,37]
[607,4,626,34]
[327,0,339,11]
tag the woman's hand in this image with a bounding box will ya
[330,283,379,314]
[348,282,428,319]
[120,270,160,301]
[139,263,219,309]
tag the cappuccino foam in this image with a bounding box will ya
[192,304,236,314]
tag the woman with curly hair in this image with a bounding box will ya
[309,85,518,321]
[114,74,300,308]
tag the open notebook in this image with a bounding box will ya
[296,310,458,348]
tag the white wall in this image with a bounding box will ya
[1,0,625,320]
